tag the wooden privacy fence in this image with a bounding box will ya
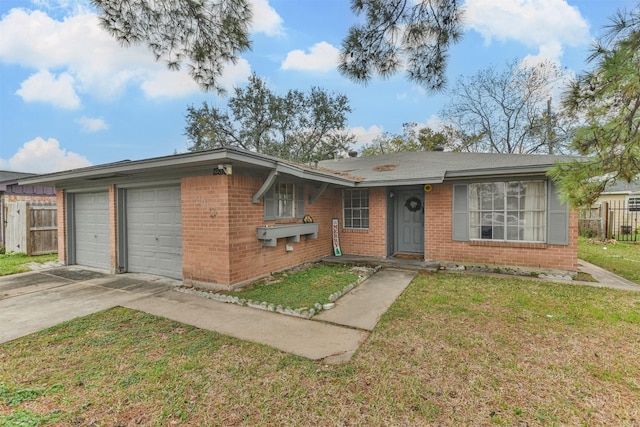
[579,200,639,242]
[4,201,57,255]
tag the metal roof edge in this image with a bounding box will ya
[353,177,444,187]
[19,147,357,187]
[444,164,553,179]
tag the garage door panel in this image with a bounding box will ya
[127,186,182,279]
[74,192,110,269]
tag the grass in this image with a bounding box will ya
[2,273,640,425]
[0,252,58,276]
[219,263,362,309]
[578,237,640,284]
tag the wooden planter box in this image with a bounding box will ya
[256,223,318,247]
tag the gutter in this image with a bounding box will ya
[19,147,356,188]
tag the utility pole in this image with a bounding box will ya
[547,97,553,155]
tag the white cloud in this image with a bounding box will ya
[141,58,251,97]
[521,41,564,67]
[4,137,92,173]
[16,70,81,109]
[250,0,284,36]
[281,41,340,72]
[77,116,108,132]
[464,0,590,62]
[349,125,384,149]
[0,8,230,105]
[423,114,447,132]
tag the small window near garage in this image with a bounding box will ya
[469,181,546,242]
[628,196,640,212]
[264,181,304,221]
[343,189,369,229]
[276,182,295,218]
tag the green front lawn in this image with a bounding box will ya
[0,252,58,276]
[219,263,363,309]
[2,273,639,426]
[578,237,640,284]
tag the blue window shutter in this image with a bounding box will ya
[263,183,276,220]
[452,184,469,241]
[296,184,305,219]
[547,180,569,245]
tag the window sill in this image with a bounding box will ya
[469,240,547,249]
[342,228,369,233]
[256,223,318,247]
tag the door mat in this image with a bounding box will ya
[393,253,423,260]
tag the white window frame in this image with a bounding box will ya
[627,196,640,212]
[468,181,547,243]
[343,189,369,230]
[275,182,295,219]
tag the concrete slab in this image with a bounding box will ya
[45,268,108,281]
[0,272,71,299]
[0,266,414,363]
[123,290,370,362]
[314,268,417,330]
[577,259,640,291]
[0,270,174,344]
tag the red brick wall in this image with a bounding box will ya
[181,175,337,288]
[56,191,66,264]
[425,183,578,272]
[181,175,232,285]
[339,187,387,257]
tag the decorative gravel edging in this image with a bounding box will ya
[441,263,575,281]
[175,265,382,319]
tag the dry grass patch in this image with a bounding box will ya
[1,273,639,426]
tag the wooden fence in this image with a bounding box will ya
[579,200,638,242]
[4,201,58,255]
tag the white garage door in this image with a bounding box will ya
[74,192,110,269]
[126,186,182,279]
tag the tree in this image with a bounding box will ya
[91,0,463,93]
[360,122,456,155]
[549,6,640,207]
[338,0,464,92]
[91,0,252,93]
[184,73,355,163]
[441,59,571,154]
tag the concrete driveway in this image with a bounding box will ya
[0,266,406,363]
[0,267,177,344]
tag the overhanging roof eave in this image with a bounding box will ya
[18,147,358,187]
[352,177,444,187]
[444,165,553,179]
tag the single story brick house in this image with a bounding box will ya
[21,147,578,289]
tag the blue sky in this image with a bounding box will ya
[0,0,637,173]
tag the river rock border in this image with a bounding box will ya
[175,265,382,319]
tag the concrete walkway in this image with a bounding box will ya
[124,268,416,363]
[0,266,416,364]
[2,261,636,365]
[576,259,640,291]
[315,269,417,330]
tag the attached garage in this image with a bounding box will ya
[72,191,110,269]
[122,186,182,279]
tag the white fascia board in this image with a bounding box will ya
[444,165,552,179]
[19,148,355,187]
[352,177,444,187]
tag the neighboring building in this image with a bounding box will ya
[20,148,577,289]
[585,180,640,238]
[1,171,57,251]
[596,180,640,211]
